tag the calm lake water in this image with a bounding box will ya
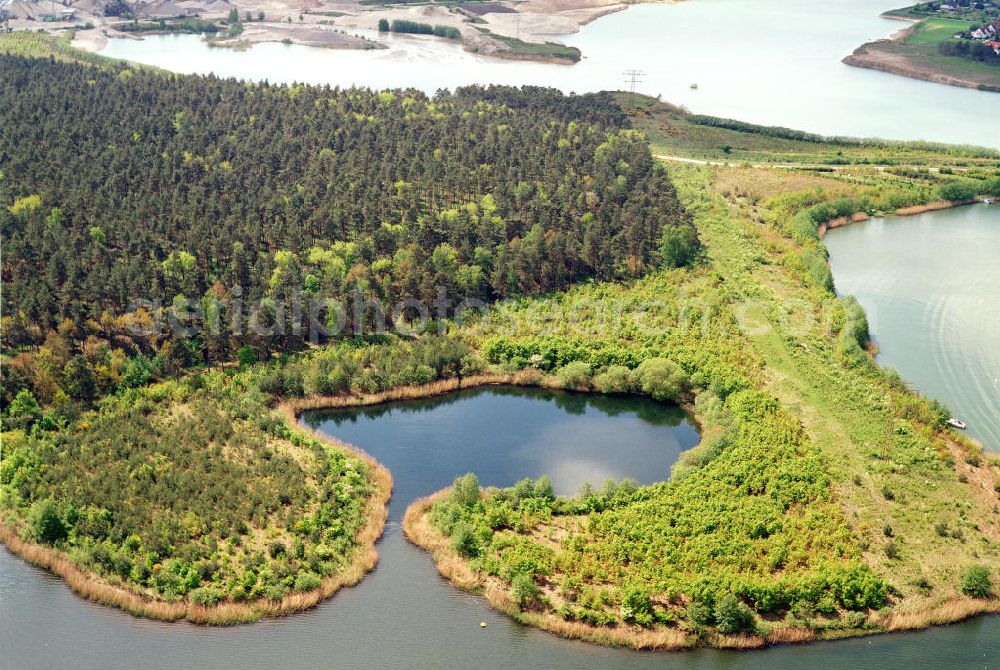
[100,0,1000,146]
[2,386,998,668]
[825,204,1000,453]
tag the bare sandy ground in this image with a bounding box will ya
[71,25,113,51]
[484,0,628,40]
[224,23,380,49]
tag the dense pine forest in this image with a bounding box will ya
[0,56,694,412]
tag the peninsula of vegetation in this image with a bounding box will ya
[844,2,1000,91]
[0,40,998,647]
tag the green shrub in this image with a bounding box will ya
[450,473,481,508]
[660,225,699,268]
[532,476,554,502]
[800,248,834,291]
[556,361,592,389]
[592,365,633,394]
[984,177,1000,197]
[293,570,323,592]
[713,594,756,634]
[633,357,686,402]
[30,499,67,545]
[960,565,992,598]
[835,296,871,367]
[788,210,818,242]
[432,25,461,40]
[936,180,978,201]
[841,610,867,629]
[450,522,480,558]
[7,389,41,426]
[188,586,224,606]
[831,565,887,610]
[390,19,433,34]
[510,572,539,608]
[264,583,290,601]
[619,586,653,625]
[236,345,257,367]
[686,600,713,626]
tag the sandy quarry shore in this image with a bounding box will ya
[4,0,678,61]
[217,22,380,49]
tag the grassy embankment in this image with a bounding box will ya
[620,92,1000,168]
[472,26,581,63]
[405,145,1000,648]
[697,164,1000,630]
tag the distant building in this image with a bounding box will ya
[60,9,76,20]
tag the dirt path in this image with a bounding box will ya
[655,154,969,173]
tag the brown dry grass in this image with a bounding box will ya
[871,596,1000,631]
[709,632,768,649]
[818,211,870,236]
[892,199,974,216]
[712,167,851,206]
[280,371,548,415]
[764,624,817,644]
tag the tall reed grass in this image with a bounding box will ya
[280,372,547,415]
[871,597,1000,632]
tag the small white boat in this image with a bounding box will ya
[983,198,992,204]
[947,418,967,430]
